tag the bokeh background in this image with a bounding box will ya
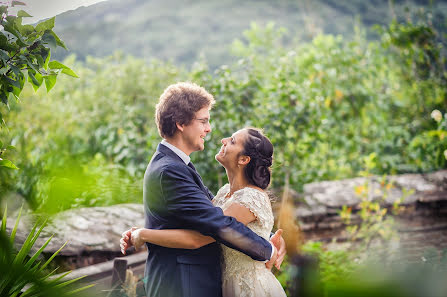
[0,0,446,296]
[1,0,446,213]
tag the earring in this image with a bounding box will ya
[237,164,240,168]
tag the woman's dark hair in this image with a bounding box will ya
[241,128,273,189]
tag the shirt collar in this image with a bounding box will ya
[161,139,191,165]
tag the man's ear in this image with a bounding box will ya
[238,155,250,166]
[176,122,184,132]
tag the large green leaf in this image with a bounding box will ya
[28,71,42,91]
[4,76,21,89]
[1,206,6,233]
[44,74,57,92]
[23,235,53,271]
[48,61,78,78]
[9,65,21,77]
[42,30,57,49]
[17,10,32,17]
[47,61,66,69]
[37,240,68,273]
[25,57,39,73]
[49,31,67,50]
[0,159,19,169]
[36,54,44,68]
[0,91,9,108]
[0,33,9,51]
[0,49,9,61]
[35,17,55,33]
[18,24,35,36]
[3,22,29,47]
[43,48,50,70]
[61,68,79,78]
[9,207,22,243]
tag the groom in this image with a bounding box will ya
[122,82,285,297]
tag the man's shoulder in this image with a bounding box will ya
[148,152,189,176]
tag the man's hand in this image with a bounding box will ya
[265,241,278,270]
[270,229,286,270]
[130,228,145,251]
[120,227,139,255]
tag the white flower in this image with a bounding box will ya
[431,109,442,122]
[444,150,447,160]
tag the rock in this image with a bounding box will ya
[5,170,447,258]
[7,203,144,256]
[297,170,447,219]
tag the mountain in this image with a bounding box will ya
[51,0,447,68]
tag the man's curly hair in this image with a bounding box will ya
[155,82,215,138]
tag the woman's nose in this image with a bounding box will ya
[221,138,227,145]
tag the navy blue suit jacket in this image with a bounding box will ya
[143,143,272,297]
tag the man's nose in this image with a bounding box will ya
[205,123,212,133]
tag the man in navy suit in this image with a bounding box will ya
[121,82,284,297]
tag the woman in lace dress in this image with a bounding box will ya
[123,128,286,297]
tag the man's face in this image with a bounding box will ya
[181,107,211,154]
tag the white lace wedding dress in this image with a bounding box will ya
[213,184,287,297]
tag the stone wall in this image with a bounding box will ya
[6,170,447,269]
[291,170,447,258]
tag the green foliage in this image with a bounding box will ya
[408,109,447,169]
[0,54,185,211]
[301,241,359,284]
[0,206,93,296]
[0,3,76,170]
[0,8,446,211]
[338,155,415,252]
[192,8,446,192]
[282,243,447,297]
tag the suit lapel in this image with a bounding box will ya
[157,144,212,200]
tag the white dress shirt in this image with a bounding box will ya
[161,139,190,165]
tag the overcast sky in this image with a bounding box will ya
[10,0,108,22]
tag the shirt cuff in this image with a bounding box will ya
[264,242,275,263]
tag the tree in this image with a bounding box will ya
[0,1,77,170]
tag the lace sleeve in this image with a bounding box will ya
[232,188,272,228]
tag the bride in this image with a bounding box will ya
[121,128,286,297]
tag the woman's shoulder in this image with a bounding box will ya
[233,186,269,203]
[215,183,230,198]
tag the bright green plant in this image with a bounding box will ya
[300,241,359,285]
[0,2,76,170]
[339,153,414,252]
[1,6,446,210]
[407,109,447,170]
[0,205,93,296]
[0,54,184,211]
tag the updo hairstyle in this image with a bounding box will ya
[241,128,273,189]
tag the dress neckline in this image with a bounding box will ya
[223,184,265,199]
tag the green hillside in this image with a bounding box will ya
[51,0,447,68]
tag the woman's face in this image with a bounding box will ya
[215,129,248,169]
